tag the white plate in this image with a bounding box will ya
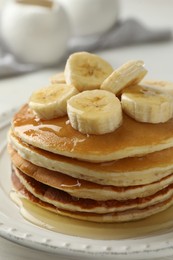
[1,109,173,260]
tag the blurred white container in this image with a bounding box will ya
[58,0,120,36]
[1,0,71,65]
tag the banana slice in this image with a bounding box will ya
[121,84,173,123]
[67,89,122,135]
[101,60,147,95]
[141,80,173,95]
[29,84,79,120]
[65,52,113,92]
[51,72,66,84]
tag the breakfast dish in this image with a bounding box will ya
[2,113,173,260]
[8,51,173,223]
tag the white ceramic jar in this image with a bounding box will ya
[58,0,120,36]
[1,0,71,65]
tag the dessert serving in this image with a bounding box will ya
[8,51,173,223]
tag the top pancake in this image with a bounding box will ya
[12,104,173,162]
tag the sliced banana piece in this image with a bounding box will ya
[101,60,147,95]
[141,80,173,95]
[67,89,122,135]
[29,84,79,120]
[51,72,66,84]
[121,84,173,123]
[65,52,113,92]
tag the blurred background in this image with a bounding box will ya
[0,0,172,77]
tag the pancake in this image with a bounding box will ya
[12,104,173,163]
[10,130,173,187]
[12,168,173,223]
[8,70,173,223]
[9,144,173,201]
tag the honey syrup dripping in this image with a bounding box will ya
[10,191,173,240]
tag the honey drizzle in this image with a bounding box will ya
[10,191,173,240]
[13,104,173,159]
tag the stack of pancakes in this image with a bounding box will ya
[8,103,173,222]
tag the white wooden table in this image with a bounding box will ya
[0,0,173,259]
